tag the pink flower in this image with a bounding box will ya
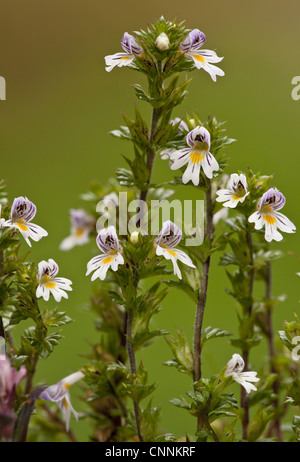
[0,355,26,439]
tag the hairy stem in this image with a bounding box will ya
[131,87,162,438]
[24,300,46,395]
[265,261,283,441]
[24,351,39,396]
[193,259,211,384]
[193,183,214,429]
[126,307,143,442]
[204,397,220,442]
[130,77,164,436]
[205,417,220,442]
[241,226,255,439]
[139,107,161,203]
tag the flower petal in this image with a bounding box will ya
[10,197,36,222]
[198,49,224,63]
[155,221,182,248]
[273,212,296,233]
[176,249,196,269]
[27,223,48,242]
[202,152,219,179]
[264,223,283,242]
[105,53,135,72]
[170,149,191,170]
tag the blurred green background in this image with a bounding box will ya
[1,0,300,441]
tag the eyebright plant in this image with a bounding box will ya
[0,16,299,443]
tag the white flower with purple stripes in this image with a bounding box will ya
[170,118,189,133]
[225,354,259,394]
[60,209,95,251]
[105,32,143,72]
[155,221,196,279]
[216,173,250,208]
[170,126,219,185]
[36,259,73,302]
[40,371,84,431]
[248,188,296,242]
[179,29,224,82]
[3,197,48,247]
[86,226,124,281]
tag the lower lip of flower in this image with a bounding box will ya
[165,249,177,257]
[190,151,204,164]
[75,228,84,237]
[102,256,114,264]
[16,218,28,231]
[232,192,244,200]
[102,250,117,265]
[263,215,277,225]
[160,244,177,257]
[193,54,205,63]
[41,274,56,289]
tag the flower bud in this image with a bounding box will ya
[130,231,139,244]
[187,118,196,129]
[155,33,170,51]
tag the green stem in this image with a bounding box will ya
[204,416,219,442]
[241,225,255,439]
[139,107,161,203]
[126,307,143,442]
[204,397,220,442]
[130,74,165,438]
[265,261,283,441]
[24,299,46,395]
[193,183,214,430]
[127,77,163,438]
[108,377,128,419]
[24,351,39,395]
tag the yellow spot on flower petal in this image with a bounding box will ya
[16,219,28,232]
[63,383,71,390]
[120,56,130,60]
[102,256,114,265]
[232,195,242,201]
[63,397,69,409]
[75,228,84,238]
[40,274,56,289]
[193,55,205,63]
[263,215,277,225]
[166,249,177,257]
[190,152,204,164]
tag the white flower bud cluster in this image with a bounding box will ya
[155,33,170,51]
